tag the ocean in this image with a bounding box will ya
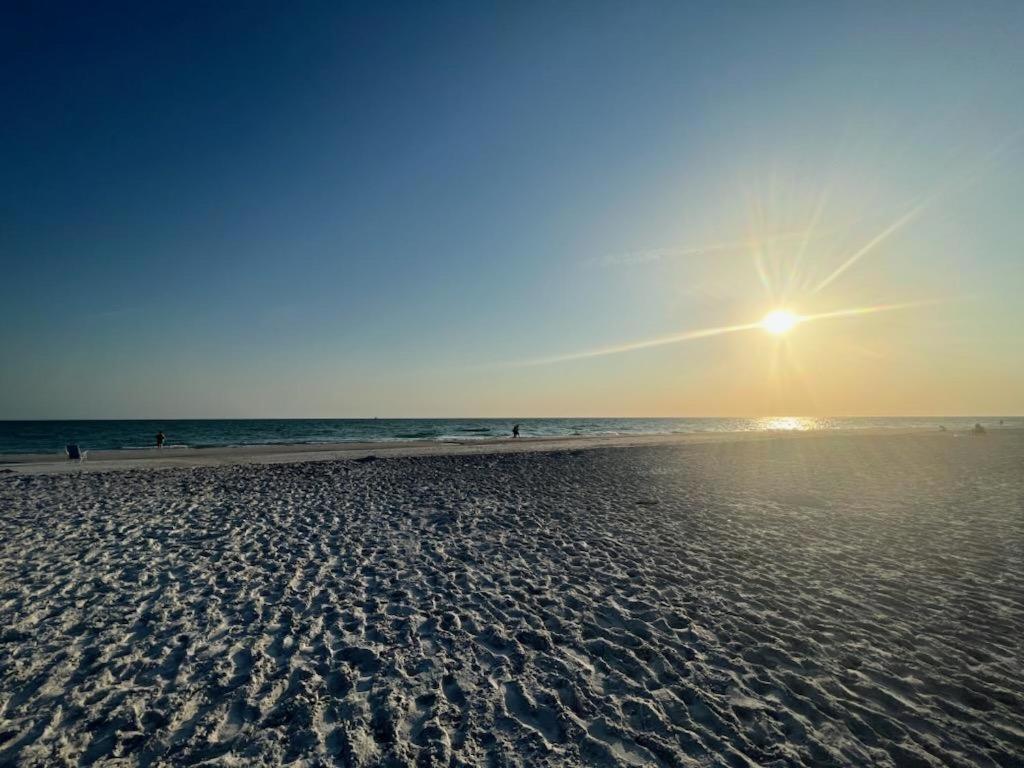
[0,417,1017,454]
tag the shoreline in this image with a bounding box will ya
[3,426,1009,475]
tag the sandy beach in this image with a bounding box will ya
[1,430,1022,766]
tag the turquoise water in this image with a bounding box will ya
[0,417,1017,454]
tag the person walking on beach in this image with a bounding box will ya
[512,424,520,438]
[156,431,165,448]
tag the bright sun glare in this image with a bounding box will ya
[761,309,799,335]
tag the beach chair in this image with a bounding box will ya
[66,444,87,461]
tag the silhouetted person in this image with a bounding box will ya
[973,423,986,435]
[512,424,520,438]
[156,431,165,448]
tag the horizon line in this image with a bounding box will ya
[1,414,1019,422]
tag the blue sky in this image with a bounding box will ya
[2,1,1022,418]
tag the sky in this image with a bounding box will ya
[2,1,1022,419]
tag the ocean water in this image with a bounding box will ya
[0,417,1017,454]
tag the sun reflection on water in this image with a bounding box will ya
[756,416,823,431]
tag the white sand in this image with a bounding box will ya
[1,430,1022,766]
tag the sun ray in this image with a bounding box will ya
[511,321,763,367]
[507,300,941,367]
[789,182,833,296]
[751,239,775,299]
[811,130,1023,295]
[782,342,823,414]
[799,299,942,323]
[810,199,928,294]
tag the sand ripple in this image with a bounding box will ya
[1,432,1022,766]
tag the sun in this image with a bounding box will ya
[761,309,799,335]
